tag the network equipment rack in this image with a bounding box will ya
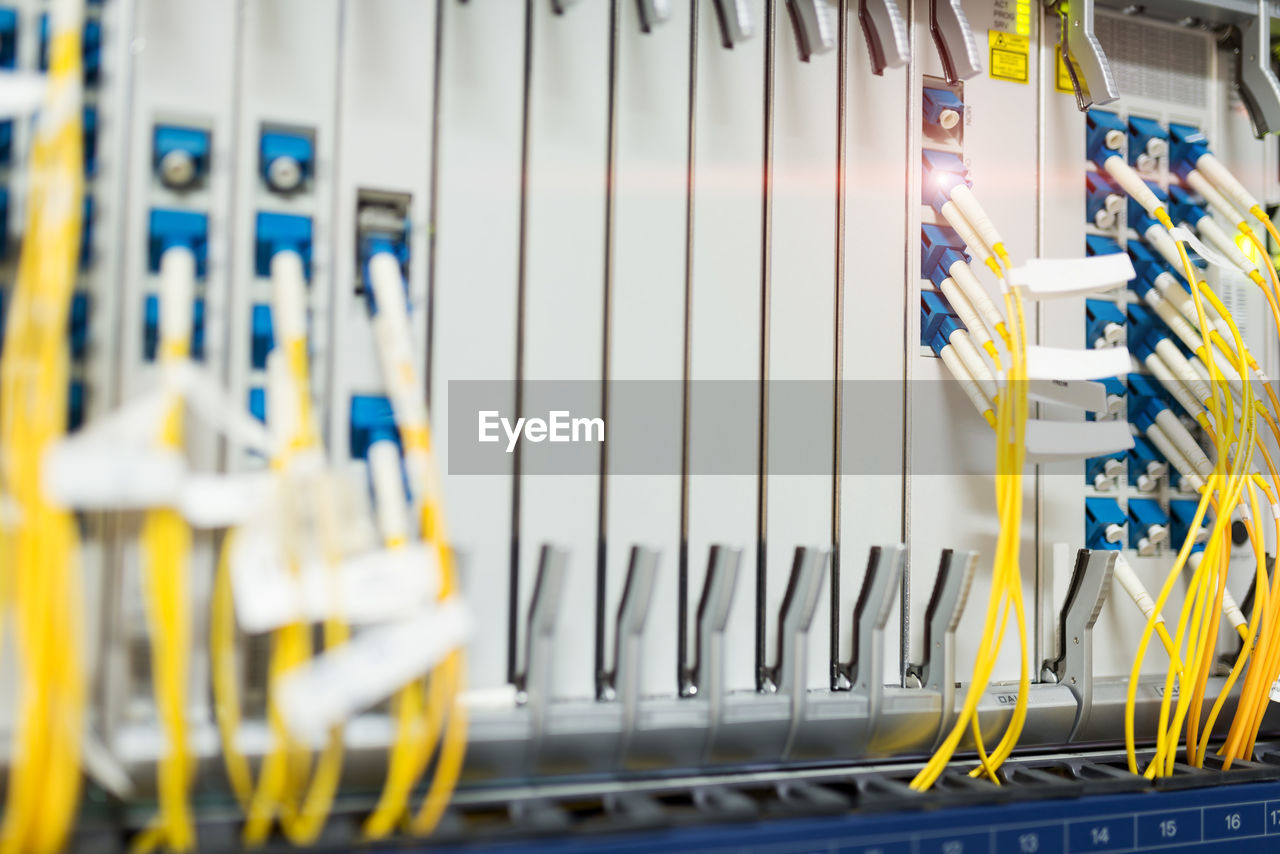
[6,0,1280,852]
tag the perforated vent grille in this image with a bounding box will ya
[1094,16,1210,107]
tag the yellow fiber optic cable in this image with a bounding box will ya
[252,253,349,848]
[911,226,1029,790]
[209,253,349,848]
[362,439,434,839]
[364,250,469,838]
[131,246,198,854]
[0,2,87,851]
[211,533,255,810]
[1127,208,1256,777]
[1195,482,1267,766]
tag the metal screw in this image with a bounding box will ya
[158,149,196,189]
[267,155,303,193]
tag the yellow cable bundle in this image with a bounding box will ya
[0,1,87,851]
[1122,206,1260,778]
[911,234,1030,791]
[209,251,349,847]
[130,248,198,854]
[361,251,467,839]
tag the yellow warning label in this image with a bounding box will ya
[988,31,1029,84]
[1055,44,1080,94]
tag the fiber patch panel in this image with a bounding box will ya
[3,2,1280,852]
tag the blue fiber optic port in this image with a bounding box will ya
[1085,234,1122,259]
[920,291,962,354]
[1168,184,1208,228]
[142,294,205,362]
[1125,242,1161,293]
[1086,496,1127,551]
[248,387,267,424]
[0,9,17,70]
[1086,376,1126,423]
[1127,180,1167,229]
[1086,451,1125,491]
[148,208,208,277]
[1086,109,1126,167]
[922,86,964,141]
[250,304,274,369]
[0,9,13,170]
[83,105,97,177]
[356,190,411,297]
[80,195,93,270]
[1086,299,1125,349]
[153,124,211,191]
[69,292,89,360]
[349,394,399,459]
[921,150,969,213]
[1127,115,1168,172]
[0,118,11,168]
[1127,373,1172,414]
[1126,434,1166,494]
[1170,499,1209,552]
[0,186,9,259]
[1169,123,1209,178]
[255,212,312,280]
[1125,305,1161,352]
[39,15,100,85]
[1085,172,1123,230]
[1127,498,1170,555]
[921,223,966,280]
[67,381,84,432]
[260,128,314,194]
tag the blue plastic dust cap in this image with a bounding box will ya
[255,211,313,279]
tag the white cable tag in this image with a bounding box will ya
[278,597,471,745]
[1009,254,1135,297]
[178,472,275,528]
[1271,676,1280,704]
[44,443,185,509]
[1167,226,1250,273]
[230,529,442,633]
[1024,419,1134,463]
[1026,345,1130,382]
[1027,379,1109,413]
[0,70,48,118]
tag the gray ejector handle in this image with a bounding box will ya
[692,546,742,758]
[1236,0,1280,137]
[519,545,570,746]
[713,0,753,47]
[772,547,831,755]
[859,0,909,75]
[787,0,836,61]
[1045,548,1115,740]
[913,549,978,749]
[635,0,673,33]
[847,545,906,732]
[609,546,660,756]
[1055,0,1120,109]
[930,0,982,83]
